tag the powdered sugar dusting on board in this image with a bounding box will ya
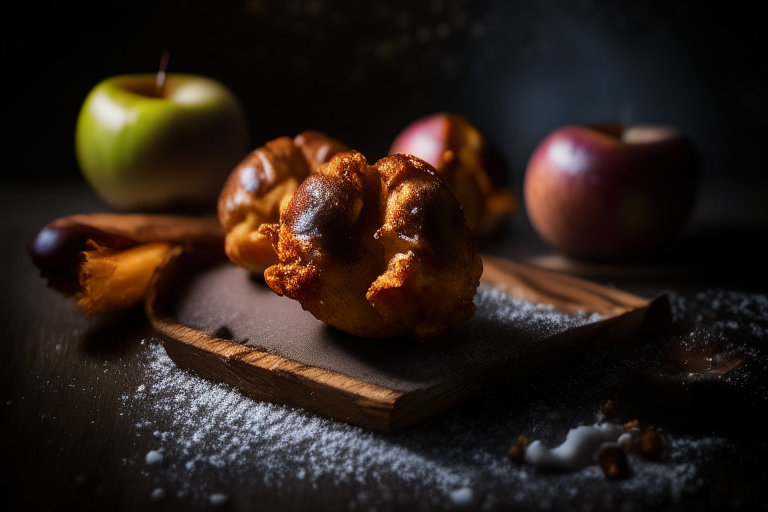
[124,289,766,510]
[474,286,604,328]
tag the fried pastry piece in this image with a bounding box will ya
[260,151,483,339]
[218,131,349,274]
[389,112,517,235]
[29,214,223,314]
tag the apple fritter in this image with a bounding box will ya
[218,131,349,275]
[260,151,483,340]
[389,112,517,235]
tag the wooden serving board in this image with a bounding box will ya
[146,250,658,432]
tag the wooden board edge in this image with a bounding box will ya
[480,254,652,316]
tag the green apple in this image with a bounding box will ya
[76,73,248,211]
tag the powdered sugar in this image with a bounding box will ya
[474,286,604,331]
[450,487,475,506]
[145,450,163,465]
[123,288,766,510]
[208,493,228,506]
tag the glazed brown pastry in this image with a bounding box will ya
[260,151,483,339]
[218,131,349,274]
[389,112,517,235]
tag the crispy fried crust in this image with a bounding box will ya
[390,113,517,235]
[430,114,516,235]
[217,132,348,274]
[261,151,483,340]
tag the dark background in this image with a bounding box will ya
[4,0,767,193]
[3,3,767,511]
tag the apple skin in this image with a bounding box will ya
[389,112,515,235]
[76,73,248,211]
[523,123,699,261]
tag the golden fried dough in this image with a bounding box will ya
[218,132,348,274]
[389,112,517,235]
[260,151,483,339]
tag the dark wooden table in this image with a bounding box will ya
[2,177,766,512]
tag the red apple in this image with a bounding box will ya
[389,112,516,235]
[524,123,699,261]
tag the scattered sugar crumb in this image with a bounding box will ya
[209,493,228,505]
[450,487,474,505]
[145,450,163,465]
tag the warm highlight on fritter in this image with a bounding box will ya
[259,151,483,339]
[218,131,349,275]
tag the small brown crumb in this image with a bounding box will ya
[602,399,618,417]
[508,435,529,463]
[598,444,632,479]
[641,430,664,460]
[623,419,640,430]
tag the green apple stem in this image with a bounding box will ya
[156,49,170,94]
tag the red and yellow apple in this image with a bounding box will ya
[389,112,516,235]
[524,123,699,261]
[76,73,248,211]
